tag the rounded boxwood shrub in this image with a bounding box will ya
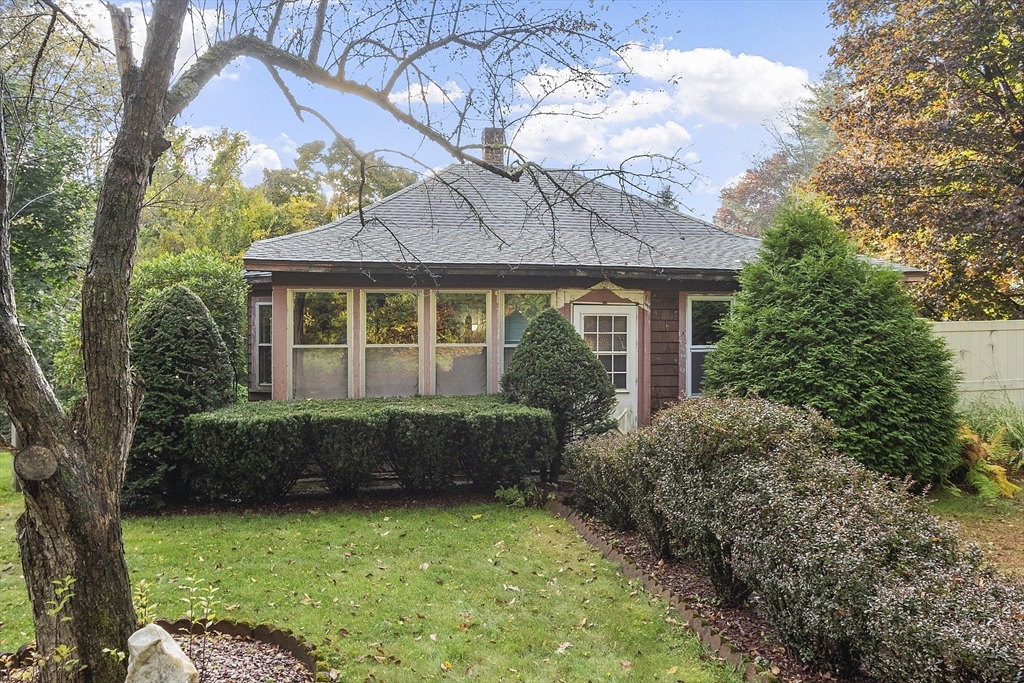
[501,307,616,477]
[702,200,961,482]
[127,284,235,507]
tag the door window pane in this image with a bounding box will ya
[366,292,418,345]
[436,293,487,344]
[691,350,708,396]
[258,346,273,386]
[436,347,487,395]
[292,348,349,399]
[583,313,629,392]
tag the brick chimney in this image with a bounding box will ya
[482,127,505,169]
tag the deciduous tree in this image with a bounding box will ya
[715,76,838,236]
[818,0,1024,319]
[0,2,665,682]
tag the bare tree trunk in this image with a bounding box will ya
[0,3,189,682]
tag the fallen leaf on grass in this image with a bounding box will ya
[555,642,572,655]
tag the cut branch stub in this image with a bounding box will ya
[14,444,58,481]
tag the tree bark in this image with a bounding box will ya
[0,2,189,682]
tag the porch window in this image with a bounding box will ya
[291,291,349,399]
[364,291,420,397]
[687,297,733,396]
[501,292,553,370]
[256,302,272,387]
[435,292,488,395]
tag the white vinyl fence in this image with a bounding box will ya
[932,320,1024,406]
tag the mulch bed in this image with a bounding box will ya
[2,632,313,683]
[173,632,313,683]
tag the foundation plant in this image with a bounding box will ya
[568,397,1024,682]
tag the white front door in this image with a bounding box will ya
[573,304,639,432]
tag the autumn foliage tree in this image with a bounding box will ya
[715,76,837,236]
[818,0,1024,320]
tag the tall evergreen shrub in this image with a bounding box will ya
[703,200,960,481]
[131,249,247,387]
[127,284,234,506]
[501,307,616,477]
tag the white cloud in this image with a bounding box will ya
[720,172,747,190]
[516,66,612,104]
[241,144,281,186]
[620,45,809,125]
[606,121,691,159]
[389,80,465,107]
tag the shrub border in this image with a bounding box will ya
[547,499,768,683]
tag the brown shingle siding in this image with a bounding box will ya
[650,291,680,415]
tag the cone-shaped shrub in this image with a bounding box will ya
[501,307,616,476]
[703,200,961,482]
[127,284,234,506]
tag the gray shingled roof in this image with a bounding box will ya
[244,164,762,277]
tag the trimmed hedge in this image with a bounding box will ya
[185,395,555,501]
[568,397,1024,682]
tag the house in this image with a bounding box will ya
[242,134,921,430]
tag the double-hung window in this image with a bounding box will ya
[501,292,553,370]
[687,296,733,396]
[291,291,349,399]
[364,291,420,397]
[256,302,273,388]
[434,292,488,395]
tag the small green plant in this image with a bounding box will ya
[179,576,221,680]
[494,479,552,508]
[133,578,158,626]
[955,425,1021,499]
[39,577,84,675]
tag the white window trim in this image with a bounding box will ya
[686,295,734,397]
[287,288,353,399]
[361,289,423,397]
[432,290,491,395]
[498,291,556,374]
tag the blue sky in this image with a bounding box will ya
[81,0,836,221]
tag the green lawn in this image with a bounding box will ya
[928,483,1024,579]
[0,453,739,682]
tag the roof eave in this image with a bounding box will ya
[243,259,743,282]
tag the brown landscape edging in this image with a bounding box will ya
[1,619,330,681]
[156,618,331,682]
[547,500,768,683]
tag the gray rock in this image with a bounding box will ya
[125,624,198,683]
